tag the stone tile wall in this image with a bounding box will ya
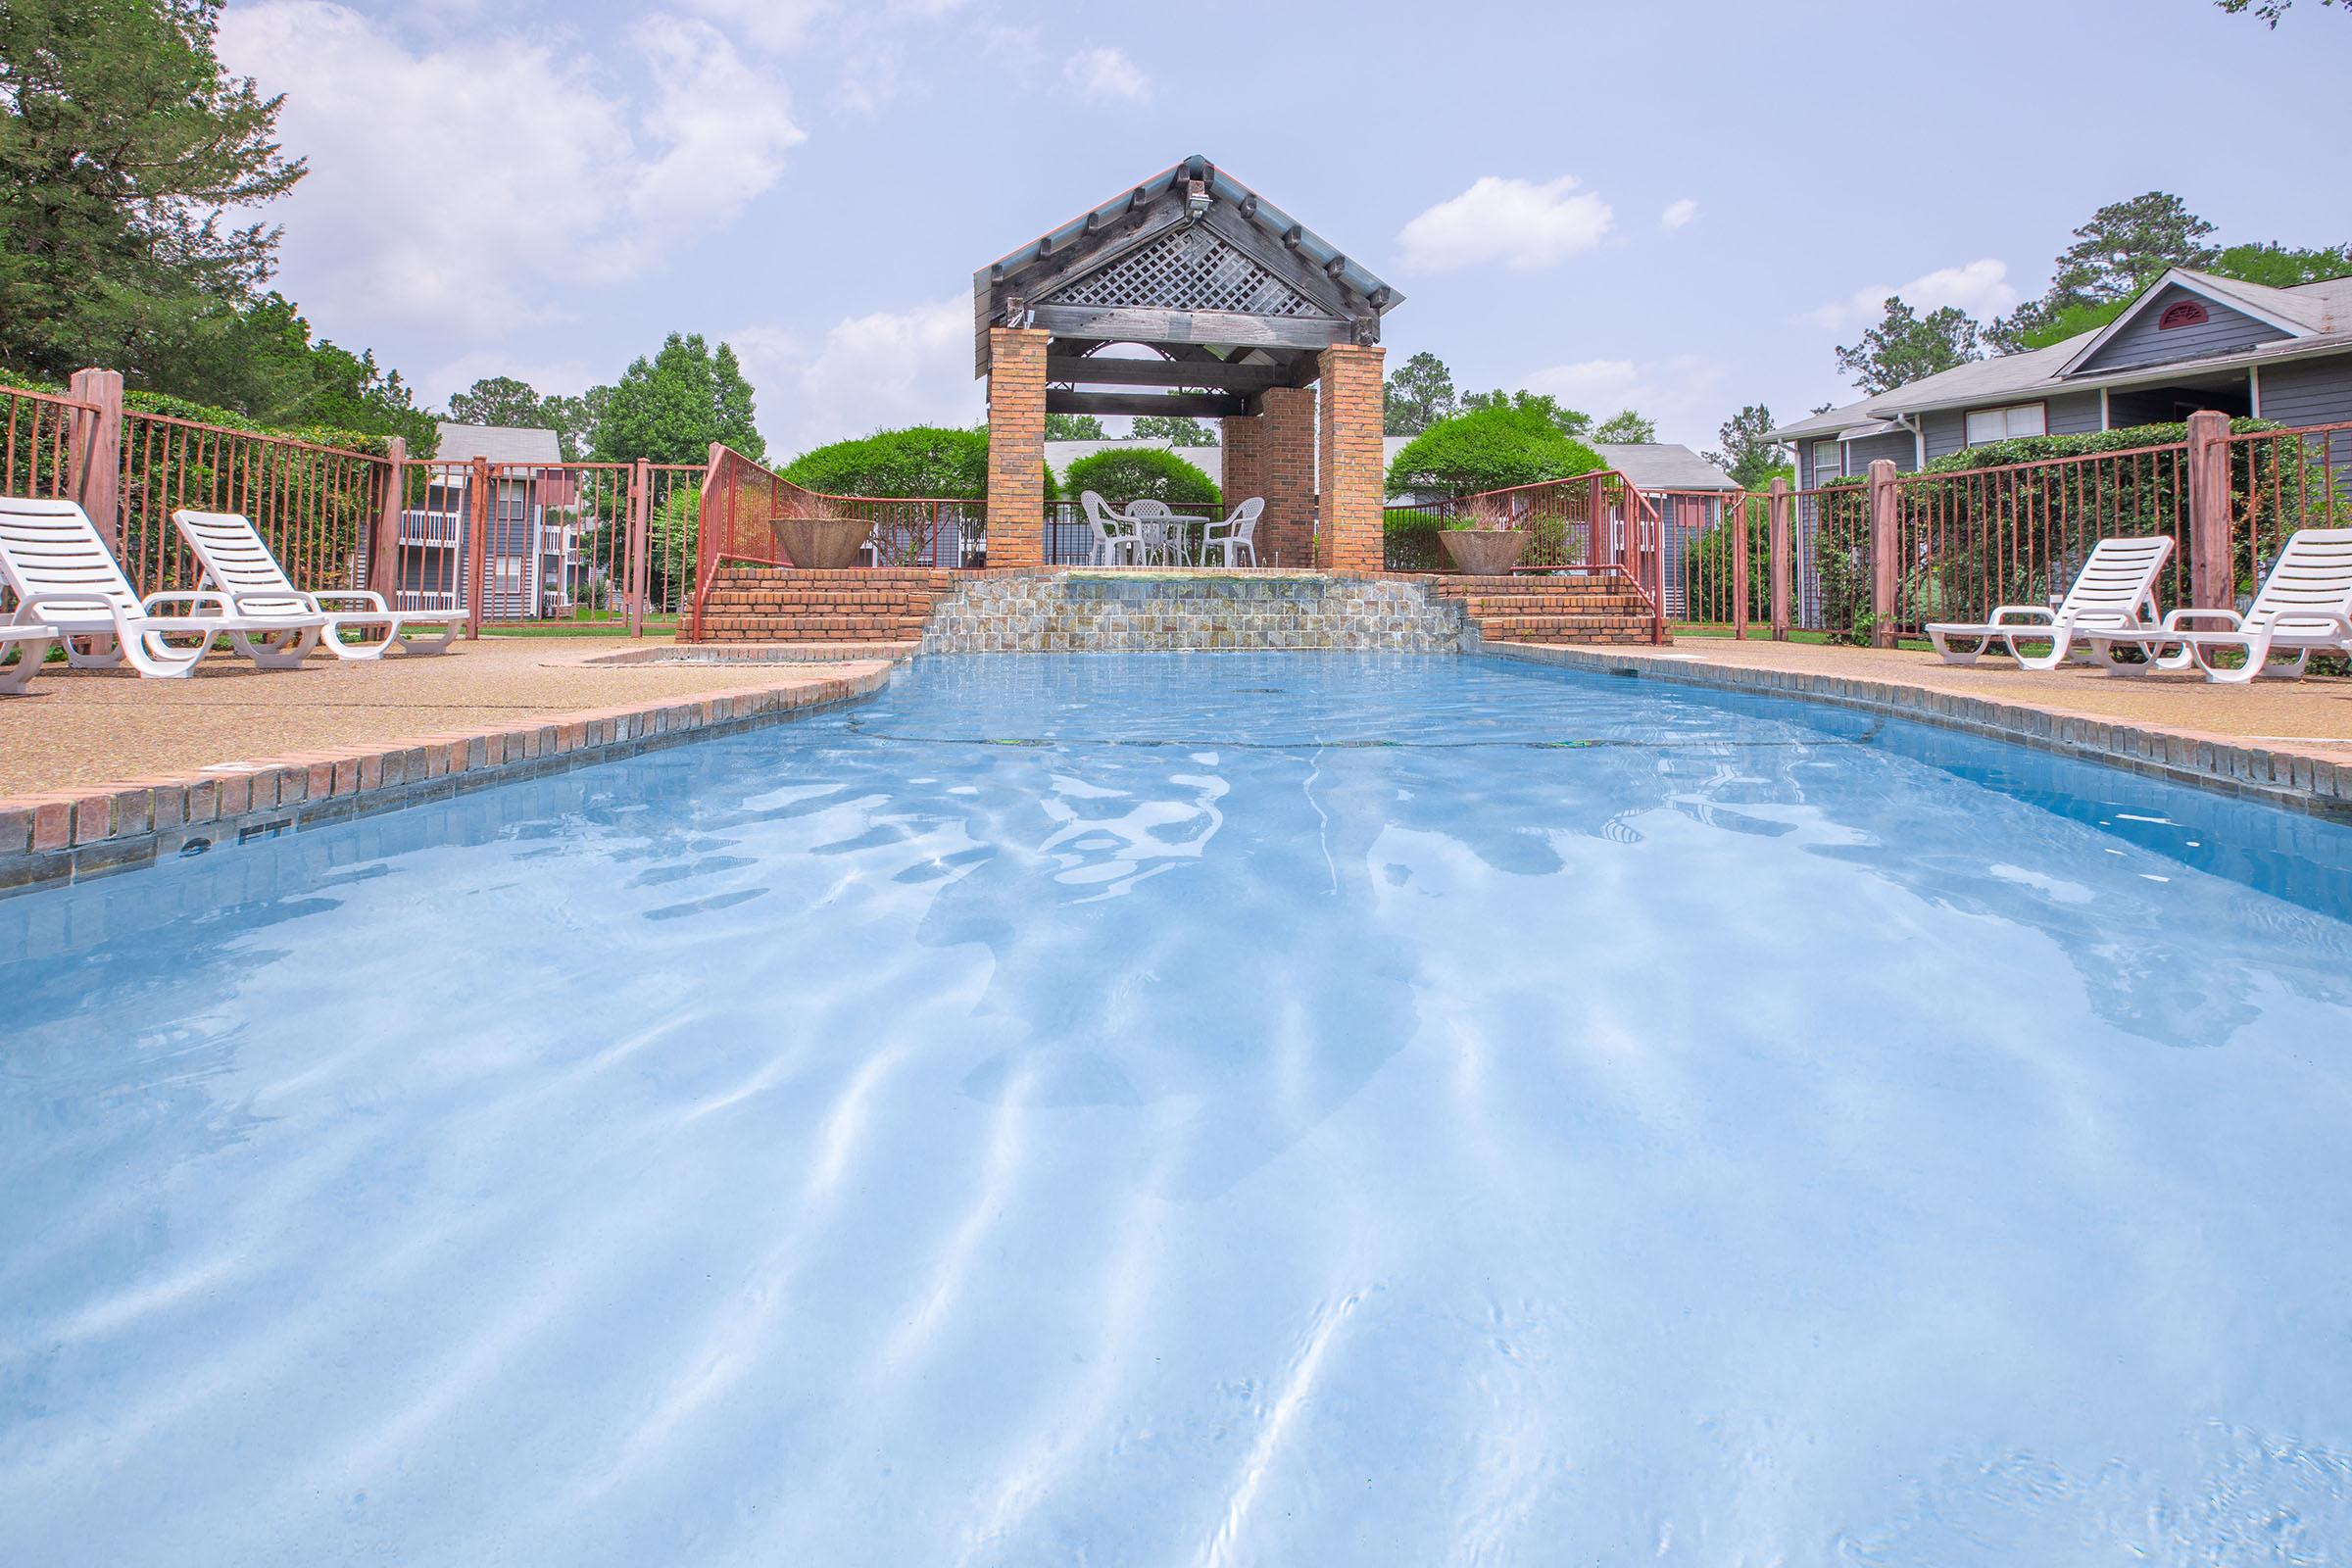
[919,570,1474,654]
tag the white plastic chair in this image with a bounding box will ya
[1080,491,1144,566]
[2086,526,2352,683]
[0,497,322,677]
[173,509,463,660]
[1925,535,2174,670]
[0,620,57,695]
[1200,498,1264,567]
[1125,499,1180,565]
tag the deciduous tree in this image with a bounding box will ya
[1045,412,1106,440]
[1129,413,1218,446]
[1708,405,1788,490]
[1383,351,1458,435]
[591,334,762,465]
[1836,298,1984,395]
[1592,410,1658,444]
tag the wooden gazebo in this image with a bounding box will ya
[974,156,1401,569]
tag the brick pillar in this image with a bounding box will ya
[985,327,1050,568]
[1254,387,1317,568]
[1314,344,1385,572]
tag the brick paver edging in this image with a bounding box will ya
[0,663,893,897]
[1483,642,2352,818]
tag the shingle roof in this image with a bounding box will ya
[1767,270,2352,443]
[1591,443,1736,490]
[435,421,562,465]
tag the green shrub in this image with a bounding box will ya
[1681,507,1773,624]
[1383,507,1444,570]
[1062,446,1218,509]
[1386,405,1601,497]
[779,426,1057,500]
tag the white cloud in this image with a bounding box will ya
[1805,258,2020,330]
[1396,175,1614,271]
[678,0,839,50]
[218,3,805,333]
[1517,354,1731,452]
[1062,46,1152,104]
[732,295,982,459]
[1661,197,1699,230]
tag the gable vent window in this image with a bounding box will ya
[1964,403,2047,446]
[2158,300,2209,330]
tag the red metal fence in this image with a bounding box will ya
[1,386,96,504]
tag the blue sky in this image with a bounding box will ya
[217,0,2351,458]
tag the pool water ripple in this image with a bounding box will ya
[4,652,2351,1565]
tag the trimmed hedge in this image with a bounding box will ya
[778,426,1058,500]
[1063,446,1219,509]
[1386,405,1601,497]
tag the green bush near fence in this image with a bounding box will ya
[778,426,1059,501]
[1681,509,1773,625]
[1062,447,1218,510]
[1383,507,1444,570]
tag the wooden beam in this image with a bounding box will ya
[1046,390,1250,418]
[1030,304,1350,351]
[1046,355,1288,391]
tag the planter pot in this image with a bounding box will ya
[771,514,875,569]
[1440,528,1528,575]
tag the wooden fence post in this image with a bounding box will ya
[466,456,490,639]
[1731,493,1749,640]
[627,457,650,637]
[1768,477,1790,641]
[1868,458,1900,648]
[369,436,406,604]
[65,368,123,559]
[2185,409,2233,610]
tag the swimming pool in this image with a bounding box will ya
[5,652,2350,1564]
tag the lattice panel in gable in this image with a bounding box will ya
[1046,227,1332,318]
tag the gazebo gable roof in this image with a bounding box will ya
[973,156,1401,376]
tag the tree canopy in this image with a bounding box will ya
[2215,0,2342,22]
[590,334,761,465]
[0,0,306,385]
[1045,412,1106,440]
[446,375,610,460]
[1459,388,1591,438]
[1129,413,1219,447]
[1386,404,1602,498]
[1835,298,1984,394]
[1591,410,1658,444]
[1709,405,1788,489]
[1384,351,1458,435]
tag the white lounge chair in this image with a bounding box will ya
[1925,535,2174,670]
[1080,491,1144,567]
[0,620,58,695]
[2084,527,2352,684]
[1200,497,1264,567]
[173,509,463,660]
[0,497,323,677]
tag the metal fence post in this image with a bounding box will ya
[627,458,651,636]
[369,436,406,604]
[1868,458,1899,648]
[65,368,123,559]
[466,456,490,639]
[2185,409,2233,610]
[1768,478,1790,641]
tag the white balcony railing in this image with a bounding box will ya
[398,509,463,547]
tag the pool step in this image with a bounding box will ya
[1427,573,1663,646]
[694,567,958,642]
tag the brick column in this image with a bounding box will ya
[1254,387,1317,568]
[985,327,1050,568]
[1314,345,1385,572]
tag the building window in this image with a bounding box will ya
[1964,403,2047,446]
[1810,438,1842,479]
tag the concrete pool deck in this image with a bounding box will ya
[0,637,898,892]
[1490,636,2352,816]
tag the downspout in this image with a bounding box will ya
[1886,412,1927,470]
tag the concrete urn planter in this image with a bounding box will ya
[771,514,874,569]
[1440,528,1529,576]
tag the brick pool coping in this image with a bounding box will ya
[1485,642,2352,818]
[0,662,893,896]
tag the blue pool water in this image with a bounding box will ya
[5,653,2352,1565]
